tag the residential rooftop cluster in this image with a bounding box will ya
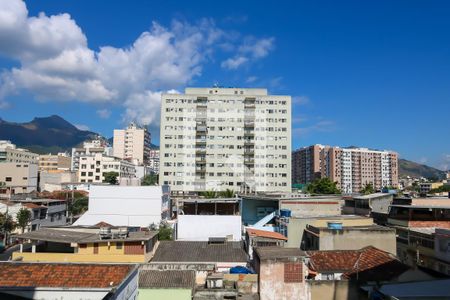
[0,87,449,300]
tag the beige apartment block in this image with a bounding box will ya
[77,153,136,183]
[71,140,108,171]
[113,123,151,165]
[292,144,398,194]
[160,87,291,195]
[0,140,38,164]
[38,153,71,171]
[0,162,38,198]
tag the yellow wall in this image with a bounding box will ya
[77,242,126,255]
[12,252,146,263]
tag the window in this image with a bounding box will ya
[116,242,123,250]
[5,177,11,182]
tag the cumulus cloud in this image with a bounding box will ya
[0,0,274,127]
[221,37,275,70]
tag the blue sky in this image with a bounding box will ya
[0,0,449,170]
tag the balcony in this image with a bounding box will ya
[244,131,255,136]
[196,125,207,132]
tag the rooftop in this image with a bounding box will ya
[139,270,195,289]
[307,246,409,281]
[255,247,304,261]
[246,228,288,241]
[17,228,158,244]
[0,262,135,288]
[151,241,247,263]
[310,224,394,232]
[353,193,392,200]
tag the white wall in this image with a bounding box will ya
[177,215,242,241]
[74,186,162,227]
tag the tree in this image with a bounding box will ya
[306,178,340,195]
[360,183,375,195]
[16,208,31,233]
[68,197,89,216]
[103,171,119,185]
[220,189,235,198]
[0,212,15,245]
[199,190,218,198]
[141,174,158,186]
[158,222,173,240]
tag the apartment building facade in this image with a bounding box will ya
[292,144,323,184]
[71,139,108,171]
[160,87,291,194]
[148,148,160,174]
[0,162,38,198]
[38,153,71,171]
[77,153,136,183]
[113,123,151,165]
[0,140,38,164]
[292,145,398,194]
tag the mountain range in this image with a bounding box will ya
[0,115,99,154]
[0,115,445,179]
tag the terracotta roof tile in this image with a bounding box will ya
[307,246,410,281]
[23,203,43,209]
[0,263,135,288]
[246,228,288,241]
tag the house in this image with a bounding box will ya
[74,185,170,227]
[388,198,450,228]
[286,215,374,248]
[12,226,159,263]
[151,240,248,273]
[253,247,309,300]
[138,270,196,300]
[343,192,393,225]
[175,197,241,241]
[0,262,138,300]
[302,223,396,254]
[245,227,287,260]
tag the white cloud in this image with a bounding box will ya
[74,124,90,131]
[0,0,275,126]
[96,108,111,119]
[221,37,275,70]
[221,56,248,70]
[293,120,336,136]
[292,96,310,106]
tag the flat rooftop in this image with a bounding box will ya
[310,224,394,232]
[291,214,371,220]
[17,228,158,244]
[353,193,392,200]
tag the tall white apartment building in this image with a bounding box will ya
[0,140,39,164]
[113,123,151,165]
[160,87,291,194]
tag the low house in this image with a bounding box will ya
[253,247,309,300]
[138,270,196,300]
[175,198,241,241]
[302,223,397,254]
[13,226,158,263]
[388,198,450,228]
[151,240,248,273]
[74,185,170,227]
[286,215,374,248]
[343,193,393,224]
[0,262,138,300]
[245,227,287,260]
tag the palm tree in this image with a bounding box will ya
[220,189,235,198]
[200,190,218,198]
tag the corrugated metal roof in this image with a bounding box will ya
[139,270,195,289]
[151,241,247,263]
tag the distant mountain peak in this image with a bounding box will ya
[0,115,100,154]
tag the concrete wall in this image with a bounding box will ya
[73,185,163,227]
[287,217,373,248]
[138,289,191,300]
[309,280,362,300]
[241,198,278,225]
[319,229,396,254]
[259,261,310,300]
[279,199,342,217]
[177,215,242,241]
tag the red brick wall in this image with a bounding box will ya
[124,241,144,255]
[284,262,303,283]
